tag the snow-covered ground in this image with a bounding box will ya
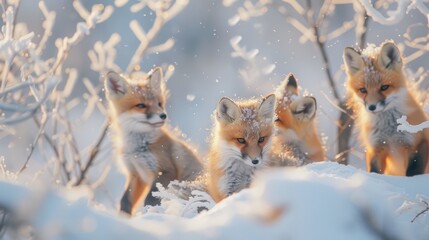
[0,162,428,239]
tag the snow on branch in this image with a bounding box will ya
[397,194,429,223]
[397,115,429,133]
[0,76,59,125]
[0,7,34,91]
[226,0,270,26]
[0,1,116,188]
[0,2,111,126]
[125,0,188,73]
[403,23,429,64]
[358,0,429,25]
[230,35,275,94]
[230,35,276,74]
[50,2,111,75]
[88,33,122,74]
[150,180,215,218]
[358,0,409,25]
[36,1,56,54]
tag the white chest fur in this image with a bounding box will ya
[218,158,255,197]
[120,131,159,175]
[367,108,413,147]
[217,141,259,197]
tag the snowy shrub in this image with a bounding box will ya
[147,180,215,218]
[0,0,187,187]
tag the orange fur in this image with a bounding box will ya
[344,41,429,176]
[270,74,324,166]
[207,95,276,202]
[105,68,203,214]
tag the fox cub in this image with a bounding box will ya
[343,41,429,176]
[207,94,276,202]
[105,67,203,214]
[270,73,324,166]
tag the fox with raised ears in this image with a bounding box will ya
[270,73,324,166]
[105,67,203,215]
[207,94,276,203]
[343,41,429,176]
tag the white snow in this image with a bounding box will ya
[397,115,429,133]
[1,162,428,239]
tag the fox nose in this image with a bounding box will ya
[251,159,259,165]
[368,105,376,111]
[159,113,167,120]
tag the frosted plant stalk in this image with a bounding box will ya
[397,115,429,133]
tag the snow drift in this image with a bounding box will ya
[0,162,428,239]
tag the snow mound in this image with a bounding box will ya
[0,162,428,239]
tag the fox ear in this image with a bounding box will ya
[258,94,276,120]
[217,97,241,123]
[105,71,128,98]
[343,47,363,75]
[148,67,164,91]
[378,42,402,70]
[279,73,299,95]
[290,96,317,121]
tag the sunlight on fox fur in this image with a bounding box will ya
[207,95,276,202]
[343,41,429,176]
[105,67,203,215]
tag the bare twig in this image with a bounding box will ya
[411,200,429,223]
[16,112,48,175]
[305,0,340,101]
[74,122,109,186]
[0,205,10,238]
[335,5,368,165]
[33,116,60,160]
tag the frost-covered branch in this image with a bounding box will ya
[0,6,33,91]
[151,180,215,218]
[49,2,111,76]
[397,116,429,133]
[411,199,429,223]
[358,0,409,25]
[226,0,270,26]
[229,35,275,93]
[397,194,429,223]
[36,1,55,54]
[125,0,188,72]
[0,1,110,125]
[359,0,429,25]
[0,1,114,185]
[88,34,122,73]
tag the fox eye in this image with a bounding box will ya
[158,102,163,107]
[237,138,246,144]
[135,103,146,108]
[359,88,367,94]
[258,137,265,143]
[380,85,389,91]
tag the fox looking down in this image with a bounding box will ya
[270,73,324,166]
[343,41,429,176]
[105,67,203,215]
[207,94,276,203]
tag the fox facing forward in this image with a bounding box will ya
[270,73,324,166]
[343,41,429,176]
[207,94,276,202]
[105,67,203,215]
